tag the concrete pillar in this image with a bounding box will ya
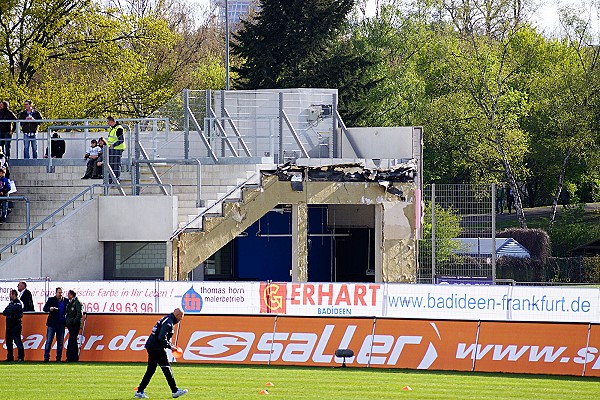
[291,202,308,282]
[375,204,383,283]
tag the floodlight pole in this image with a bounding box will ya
[225,0,230,90]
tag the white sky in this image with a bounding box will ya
[189,0,598,36]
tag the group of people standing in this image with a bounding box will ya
[2,284,83,363]
[0,102,124,177]
[496,184,516,214]
[0,100,45,159]
[3,283,187,398]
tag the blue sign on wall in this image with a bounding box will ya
[181,286,203,312]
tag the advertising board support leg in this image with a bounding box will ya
[472,320,481,372]
[268,315,278,366]
[79,312,88,359]
[171,321,181,363]
[367,317,377,368]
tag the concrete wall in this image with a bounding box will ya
[0,198,103,280]
[342,127,417,159]
[98,196,177,241]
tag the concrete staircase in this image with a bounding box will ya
[0,163,273,261]
[133,163,273,227]
[1,165,93,258]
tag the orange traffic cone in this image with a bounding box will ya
[402,385,412,391]
[259,389,269,395]
[265,382,275,387]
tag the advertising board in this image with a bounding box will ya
[1,280,599,323]
[1,314,598,377]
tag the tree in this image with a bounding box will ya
[423,0,546,228]
[0,0,224,118]
[230,0,380,125]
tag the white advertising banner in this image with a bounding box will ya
[1,280,599,323]
[383,284,600,323]
[0,280,261,315]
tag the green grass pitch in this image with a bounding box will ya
[0,362,598,399]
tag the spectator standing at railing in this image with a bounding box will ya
[18,100,43,159]
[0,101,16,158]
[106,116,125,183]
[44,132,66,159]
[0,167,11,223]
[2,289,24,362]
[65,289,83,362]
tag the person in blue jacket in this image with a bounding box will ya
[42,287,69,362]
[135,308,187,399]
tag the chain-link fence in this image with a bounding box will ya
[418,183,496,284]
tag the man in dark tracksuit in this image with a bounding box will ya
[65,290,83,362]
[135,308,187,399]
[3,289,24,361]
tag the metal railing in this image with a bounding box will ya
[133,158,202,207]
[0,195,31,240]
[0,117,169,161]
[171,171,259,239]
[0,187,94,259]
[0,183,173,260]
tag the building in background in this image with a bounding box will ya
[213,0,255,27]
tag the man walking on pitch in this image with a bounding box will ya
[134,308,187,399]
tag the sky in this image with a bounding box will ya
[189,0,598,36]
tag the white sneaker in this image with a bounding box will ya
[172,388,188,398]
[134,391,149,399]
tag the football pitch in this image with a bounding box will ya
[0,363,599,399]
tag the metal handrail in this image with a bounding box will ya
[170,171,259,239]
[135,140,167,196]
[0,195,31,241]
[186,106,218,162]
[0,183,174,260]
[208,106,239,157]
[133,158,202,207]
[0,187,94,258]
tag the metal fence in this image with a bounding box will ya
[147,88,342,163]
[418,183,496,284]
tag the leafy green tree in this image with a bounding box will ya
[0,0,224,118]
[421,0,546,228]
[231,0,380,125]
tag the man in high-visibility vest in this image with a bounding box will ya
[106,116,126,182]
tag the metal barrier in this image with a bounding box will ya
[0,183,172,260]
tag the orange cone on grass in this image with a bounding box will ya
[259,389,269,395]
[265,382,275,387]
[402,385,412,391]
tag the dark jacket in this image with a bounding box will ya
[17,109,43,133]
[43,296,69,327]
[145,313,179,350]
[45,136,66,158]
[20,288,35,312]
[0,108,17,133]
[3,298,23,328]
[65,296,83,328]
